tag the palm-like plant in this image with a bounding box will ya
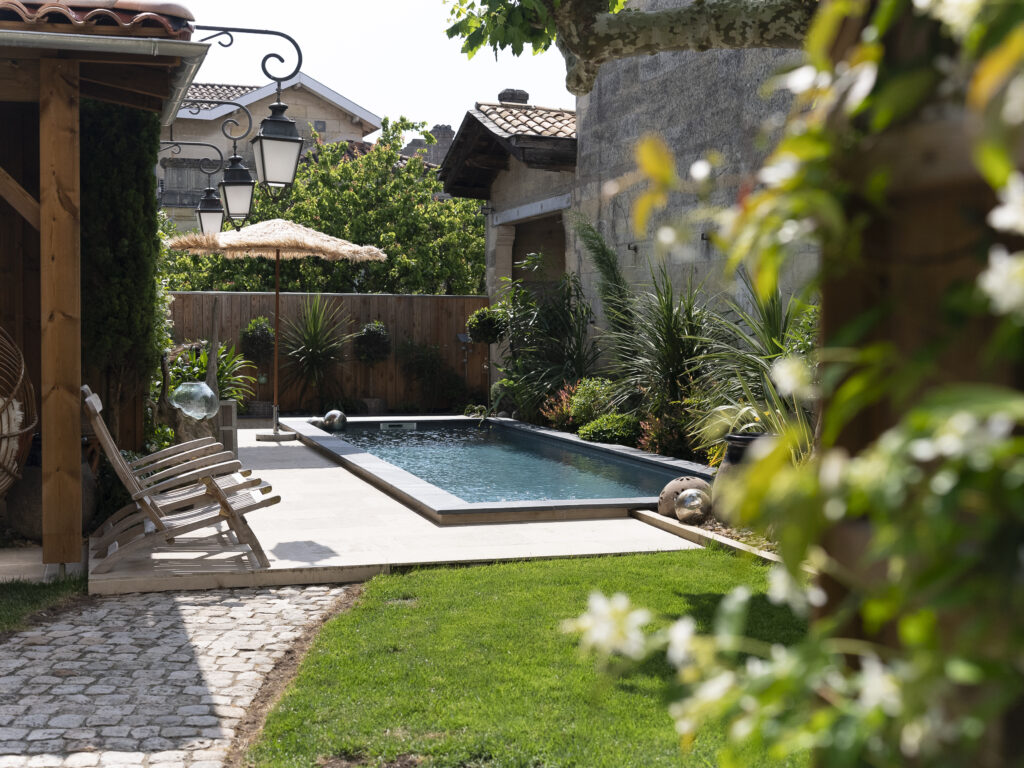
[572,214,633,334]
[499,272,600,419]
[604,266,713,416]
[282,294,352,412]
[688,271,818,458]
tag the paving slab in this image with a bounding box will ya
[0,585,347,767]
[87,429,696,594]
[0,549,85,584]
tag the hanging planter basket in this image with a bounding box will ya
[0,327,38,500]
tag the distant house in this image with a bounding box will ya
[159,72,381,230]
[439,89,576,298]
[400,124,456,167]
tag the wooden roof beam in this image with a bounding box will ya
[0,163,40,230]
[0,58,39,100]
[80,63,172,100]
[0,47,181,67]
[79,80,162,113]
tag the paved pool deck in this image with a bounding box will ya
[86,428,698,594]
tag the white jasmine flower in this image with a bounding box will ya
[908,438,939,462]
[758,156,800,188]
[689,159,712,182]
[783,64,819,94]
[657,226,677,245]
[1002,75,1024,125]
[693,671,737,704]
[767,566,826,616]
[561,592,651,659]
[666,616,697,668]
[716,206,741,240]
[978,245,1024,321]
[912,0,984,37]
[771,355,817,400]
[818,449,849,492]
[858,655,902,716]
[777,218,811,244]
[900,708,945,757]
[668,702,698,736]
[843,62,879,113]
[986,412,1015,440]
[987,174,1024,236]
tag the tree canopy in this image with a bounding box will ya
[445,0,814,93]
[164,118,486,295]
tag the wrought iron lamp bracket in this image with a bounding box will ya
[193,25,303,100]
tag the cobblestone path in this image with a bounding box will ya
[0,585,348,767]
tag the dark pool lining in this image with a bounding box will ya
[281,416,714,525]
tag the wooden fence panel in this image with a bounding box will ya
[169,292,489,414]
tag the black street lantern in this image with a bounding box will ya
[162,25,305,231]
[196,186,225,235]
[218,152,256,222]
[250,100,303,188]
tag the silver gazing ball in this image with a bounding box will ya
[676,488,709,512]
[169,382,218,420]
[322,409,347,432]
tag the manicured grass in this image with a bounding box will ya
[250,549,807,768]
[0,575,86,633]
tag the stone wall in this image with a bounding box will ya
[484,157,575,297]
[569,0,810,320]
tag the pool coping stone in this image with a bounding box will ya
[281,416,714,525]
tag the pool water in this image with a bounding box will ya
[338,423,677,503]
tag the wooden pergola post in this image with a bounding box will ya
[38,58,81,565]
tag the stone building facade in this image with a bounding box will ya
[441,0,809,322]
[401,124,457,166]
[159,73,381,231]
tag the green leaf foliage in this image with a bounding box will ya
[166,344,256,405]
[244,118,482,295]
[282,294,352,412]
[577,412,642,446]
[162,119,484,295]
[352,320,391,364]
[239,316,276,367]
[80,100,163,432]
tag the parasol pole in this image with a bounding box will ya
[274,248,280,430]
[257,246,297,441]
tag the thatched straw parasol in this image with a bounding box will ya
[168,219,387,440]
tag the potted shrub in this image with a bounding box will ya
[353,320,391,365]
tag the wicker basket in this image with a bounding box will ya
[0,327,38,500]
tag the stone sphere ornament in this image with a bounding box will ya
[657,476,711,520]
[322,409,347,432]
[169,382,218,420]
[675,488,711,524]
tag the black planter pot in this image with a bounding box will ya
[711,433,765,508]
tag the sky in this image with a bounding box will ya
[183,0,575,139]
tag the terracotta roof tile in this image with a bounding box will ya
[0,1,194,39]
[474,102,576,140]
[184,82,261,109]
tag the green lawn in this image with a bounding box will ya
[250,549,806,768]
[0,575,86,633]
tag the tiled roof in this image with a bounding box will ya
[474,102,576,140]
[0,1,193,39]
[184,83,261,109]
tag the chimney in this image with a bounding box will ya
[498,88,529,104]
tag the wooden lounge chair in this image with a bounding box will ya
[90,482,278,574]
[82,385,275,564]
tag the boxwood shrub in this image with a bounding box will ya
[577,412,641,447]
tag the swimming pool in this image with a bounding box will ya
[283,416,713,524]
